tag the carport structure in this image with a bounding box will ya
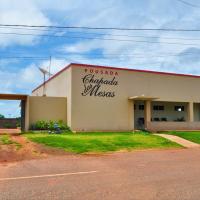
[0,94,28,132]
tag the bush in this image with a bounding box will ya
[31,120,71,132]
[34,120,48,130]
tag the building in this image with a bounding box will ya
[29,63,200,132]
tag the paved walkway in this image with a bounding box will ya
[154,133,200,148]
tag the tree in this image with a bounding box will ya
[0,114,5,119]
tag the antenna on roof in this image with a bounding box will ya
[38,67,53,96]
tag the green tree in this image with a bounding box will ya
[0,114,5,119]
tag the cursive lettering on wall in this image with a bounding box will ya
[81,70,119,97]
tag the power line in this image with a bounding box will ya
[1,26,200,42]
[176,0,200,8]
[0,32,199,46]
[0,51,199,60]
[0,24,200,32]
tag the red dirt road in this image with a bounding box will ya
[0,129,21,135]
[1,148,200,200]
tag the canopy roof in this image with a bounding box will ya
[0,94,28,100]
[128,95,159,101]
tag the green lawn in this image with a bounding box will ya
[164,131,200,144]
[25,132,181,153]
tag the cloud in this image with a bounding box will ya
[0,0,51,47]
[56,0,200,75]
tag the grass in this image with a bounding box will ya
[0,135,22,150]
[0,135,14,145]
[164,131,200,144]
[25,132,181,154]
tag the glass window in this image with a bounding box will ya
[174,106,184,112]
[153,105,164,111]
[139,105,144,110]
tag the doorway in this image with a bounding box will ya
[0,94,27,134]
[134,100,145,130]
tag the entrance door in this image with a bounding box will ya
[134,100,145,130]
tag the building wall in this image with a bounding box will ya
[32,64,200,131]
[32,67,72,126]
[147,121,200,131]
[27,96,67,128]
[0,118,18,128]
[70,64,200,131]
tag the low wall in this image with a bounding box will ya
[147,121,200,131]
[27,96,67,129]
[0,118,18,128]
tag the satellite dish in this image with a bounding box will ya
[39,67,52,76]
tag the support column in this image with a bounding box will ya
[187,102,194,122]
[128,100,134,130]
[145,100,151,130]
[21,100,26,131]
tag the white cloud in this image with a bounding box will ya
[0,0,51,47]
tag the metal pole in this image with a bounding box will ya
[43,73,46,96]
[49,56,52,79]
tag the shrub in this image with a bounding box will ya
[34,120,48,130]
[57,120,71,131]
[31,120,71,132]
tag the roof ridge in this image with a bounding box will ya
[32,62,200,93]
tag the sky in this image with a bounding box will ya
[0,0,200,117]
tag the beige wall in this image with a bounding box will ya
[70,65,200,131]
[27,96,67,129]
[32,64,200,131]
[32,67,72,127]
[71,66,133,131]
[147,122,200,131]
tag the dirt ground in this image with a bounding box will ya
[0,128,21,135]
[0,135,71,163]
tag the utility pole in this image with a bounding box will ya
[49,56,52,79]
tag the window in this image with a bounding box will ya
[174,106,184,112]
[134,104,136,110]
[138,118,144,124]
[161,117,167,121]
[139,105,144,110]
[153,105,164,111]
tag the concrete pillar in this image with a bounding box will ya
[187,102,194,122]
[24,96,30,132]
[128,100,134,130]
[21,100,26,131]
[145,100,151,129]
